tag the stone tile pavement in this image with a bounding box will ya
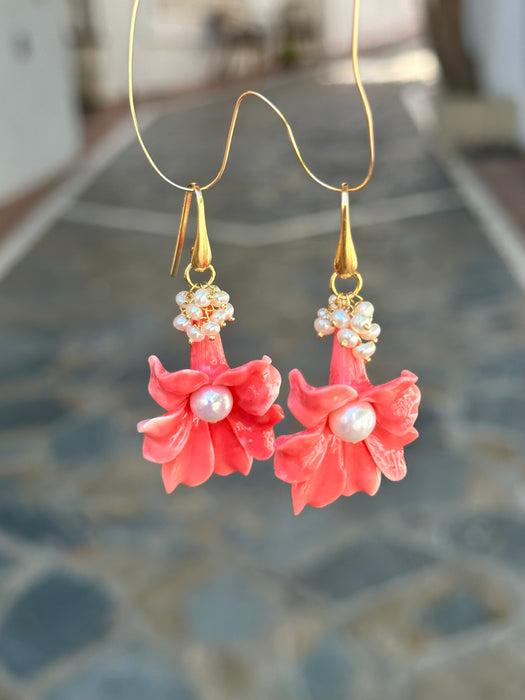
[0,69,524,699]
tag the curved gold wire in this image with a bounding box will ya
[128,0,374,193]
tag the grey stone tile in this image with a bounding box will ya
[0,397,68,431]
[52,417,113,466]
[0,572,113,678]
[449,512,525,569]
[0,502,87,548]
[44,646,197,700]
[300,635,355,700]
[302,538,438,600]
[187,571,272,645]
[417,588,494,636]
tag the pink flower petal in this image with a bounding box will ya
[161,418,214,492]
[210,419,252,476]
[227,403,284,461]
[148,355,208,411]
[290,433,345,514]
[215,357,281,416]
[341,441,382,496]
[365,425,409,481]
[274,424,328,483]
[363,371,421,435]
[288,369,358,428]
[138,409,193,463]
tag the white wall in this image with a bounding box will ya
[463,0,525,146]
[0,0,81,205]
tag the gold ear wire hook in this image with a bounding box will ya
[170,187,193,277]
[128,0,374,195]
[191,185,212,272]
[334,183,358,278]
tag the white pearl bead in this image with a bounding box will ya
[215,290,230,305]
[175,291,188,306]
[352,341,376,360]
[194,288,211,307]
[361,322,381,341]
[355,301,374,317]
[185,303,203,321]
[314,318,335,336]
[202,321,221,337]
[211,309,227,325]
[224,303,234,319]
[328,294,338,305]
[350,314,372,334]
[336,328,359,347]
[172,314,190,331]
[186,325,205,343]
[317,308,330,319]
[328,401,376,443]
[190,385,233,423]
[331,309,351,328]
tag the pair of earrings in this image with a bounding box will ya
[137,184,421,515]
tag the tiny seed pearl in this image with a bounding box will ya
[355,300,374,317]
[211,309,227,324]
[337,328,359,347]
[215,290,230,304]
[175,291,187,306]
[350,314,372,333]
[331,309,351,329]
[187,325,205,343]
[173,314,190,331]
[361,323,381,341]
[202,321,221,336]
[186,303,203,321]
[317,308,330,319]
[353,341,376,360]
[314,318,335,336]
[224,303,234,319]
[194,288,211,307]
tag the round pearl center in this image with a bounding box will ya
[328,401,376,443]
[190,385,233,423]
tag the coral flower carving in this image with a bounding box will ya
[138,336,283,492]
[275,337,420,514]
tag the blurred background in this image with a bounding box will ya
[0,1,524,699]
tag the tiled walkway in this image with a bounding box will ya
[0,70,524,700]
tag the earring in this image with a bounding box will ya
[137,185,283,493]
[274,185,421,514]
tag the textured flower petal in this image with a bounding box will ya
[363,371,420,435]
[210,419,252,476]
[365,425,410,481]
[138,409,193,463]
[148,355,208,411]
[290,433,345,514]
[342,441,382,496]
[274,424,329,483]
[161,418,214,492]
[215,356,281,416]
[227,403,284,461]
[288,369,358,428]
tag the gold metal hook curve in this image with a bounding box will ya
[129,0,374,194]
[334,183,358,278]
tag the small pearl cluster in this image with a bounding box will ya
[173,284,234,343]
[314,295,381,361]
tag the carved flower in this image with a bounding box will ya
[138,336,283,492]
[275,337,420,514]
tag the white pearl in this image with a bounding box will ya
[328,294,338,305]
[224,303,234,319]
[352,341,376,360]
[361,322,381,341]
[190,385,233,423]
[172,314,190,331]
[194,288,211,307]
[215,290,230,305]
[314,318,335,336]
[350,314,372,334]
[328,401,376,443]
[175,291,188,306]
[202,321,221,337]
[331,309,351,329]
[317,308,330,319]
[185,303,203,321]
[186,325,205,343]
[355,301,374,317]
[337,328,359,347]
[211,309,227,325]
